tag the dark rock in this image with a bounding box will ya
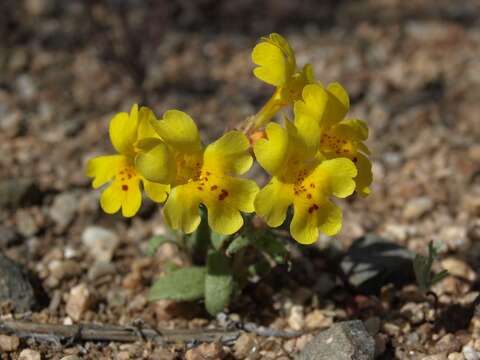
[340,234,415,294]
[0,253,46,312]
[0,179,42,208]
[296,320,375,360]
[0,227,20,248]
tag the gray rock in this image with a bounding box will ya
[0,179,42,208]
[340,234,415,294]
[0,253,43,312]
[81,226,119,262]
[296,321,375,360]
[403,196,433,220]
[0,227,20,248]
[49,192,78,230]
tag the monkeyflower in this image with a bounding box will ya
[86,105,170,217]
[254,120,357,244]
[136,110,259,235]
[294,83,373,196]
[249,33,314,130]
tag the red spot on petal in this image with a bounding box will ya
[211,185,218,191]
[306,193,312,199]
[197,186,203,191]
[218,189,229,201]
[122,185,128,191]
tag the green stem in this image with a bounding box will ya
[244,88,285,133]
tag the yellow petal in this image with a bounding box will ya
[254,177,294,227]
[203,131,252,175]
[253,123,289,175]
[151,110,201,152]
[100,183,122,214]
[109,104,139,155]
[86,155,125,189]
[321,82,350,129]
[163,184,202,234]
[135,141,176,184]
[203,177,258,235]
[121,180,142,217]
[99,175,142,217]
[206,203,243,235]
[252,33,295,87]
[143,179,169,203]
[354,152,373,197]
[327,82,349,110]
[138,106,159,139]
[310,158,357,198]
[295,83,328,120]
[294,84,328,149]
[290,199,342,244]
[333,119,369,141]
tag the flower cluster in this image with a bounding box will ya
[87,33,372,245]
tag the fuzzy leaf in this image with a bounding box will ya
[226,236,251,256]
[211,232,228,251]
[148,267,206,301]
[256,233,288,263]
[205,251,233,315]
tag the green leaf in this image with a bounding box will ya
[205,251,233,315]
[148,267,206,301]
[255,232,288,263]
[211,232,228,251]
[413,241,448,292]
[248,254,271,277]
[186,207,210,263]
[226,236,250,256]
[145,235,177,256]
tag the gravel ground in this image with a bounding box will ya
[1,0,480,359]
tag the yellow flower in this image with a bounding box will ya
[253,120,357,244]
[136,110,259,235]
[294,83,373,196]
[250,33,314,130]
[86,105,169,217]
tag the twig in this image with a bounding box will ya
[0,320,239,346]
[0,319,303,346]
[242,322,304,338]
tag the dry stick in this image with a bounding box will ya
[0,320,302,346]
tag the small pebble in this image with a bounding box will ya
[19,349,41,360]
[66,283,94,321]
[448,353,465,360]
[423,354,447,360]
[48,259,82,280]
[304,309,333,330]
[403,196,433,220]
[81,226,119,262]
[0,335,20,352]
[287,305,305,331]
[435,333,462,353]
[234,333,257,358]
[464,345,480,360]
[185,343,223,360]
[441,258,477,282]
[49,192,77,230]
[87,261,116,281]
